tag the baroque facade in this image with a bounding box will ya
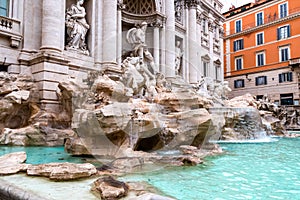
[0,0,224,111]
[223,0,300,105]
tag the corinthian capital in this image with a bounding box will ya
[184,0,200,9]
[117,0,126,10]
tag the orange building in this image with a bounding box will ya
[223,0,300,106]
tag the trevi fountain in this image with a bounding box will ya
[0,3,299,200]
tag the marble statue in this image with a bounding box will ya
[126,22,156,74]
[175,0,183,23]
[65,0,90,55]
[175,40,183,75]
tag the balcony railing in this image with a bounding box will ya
[0,15,22,47]
[290,57,300,66]
[226,6,300,37]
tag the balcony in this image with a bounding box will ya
[290,57,300,67]
[225,6,300,38]
[0,16,22,47]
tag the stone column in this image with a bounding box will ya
[184,5,189,81]
[209,19,214,79]
[196,19,201,82]
[165,0,176,77]
[219,26,225,82]
[102,0,118,65]
[94,0,103,68]
[186,0,199,83]
[153,21,161,73]
[160,21,166,75]
[117,2,124,65]
[40,0,65,52]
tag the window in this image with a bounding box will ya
[255,76,267,86]
[235,57,243,70]
[279,46,290,62]
[235,20,242,33]
[256,12,264,26]
[280,93,293,105]
[0,0,8,17]
[277,25,290,40]
[203,61,209,77]
[215,65,221,81]
[279,3,288,18]
[256,52,265,66]
[234,79,245,88]
[256,32,264,45]
[202,18,207,34]
[279,72,293,83]
[233,39,244,51]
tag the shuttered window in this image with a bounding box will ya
[256,32,264,45]
[233,39,244,51]
[235,20,242,33]
[279,3,288,18]
[234,79,245,88]
[279,72,293,83]
[277,25,290,40]
[256,12,264,26]
[255,76,267,86]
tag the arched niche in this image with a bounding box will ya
[122,0,164,25]
[121,0,165,59]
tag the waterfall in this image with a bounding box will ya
[209,107,272,142]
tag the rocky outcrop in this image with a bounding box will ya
[92,176,129,200]
[0,126,75,146]
[66,70,215,157]
[0,72,76,146]
[0,152,29,175]
[27,162,97,181]
[0,73,39,130]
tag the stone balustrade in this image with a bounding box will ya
[0,16,22,47]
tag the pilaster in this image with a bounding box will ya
[102,0,118,67]
[185,0,199,83]
[40,0,65,52]
[165,0,176,78]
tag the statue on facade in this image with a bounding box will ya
[65,0,90,55]
[175,40,183,75]
[126,22,156,74]
[175,0,183,23]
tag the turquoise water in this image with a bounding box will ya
[120,138,300,200]
[0,146,83,164]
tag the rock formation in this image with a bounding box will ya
[92,176,129,200]
[27,162,97,181]
[0,152,29,175]
[0,72,75,146]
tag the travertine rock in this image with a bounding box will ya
[92,176,129,200]
[27,162,97,181]
[0,152,29,175]
[0,126,75,146]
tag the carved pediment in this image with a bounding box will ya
[202,54,210,61]
[214,59,221,65]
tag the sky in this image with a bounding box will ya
[220,0,254,13]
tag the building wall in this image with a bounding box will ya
[0,0,224,111]
[224,0,300,105]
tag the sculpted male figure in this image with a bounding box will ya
[126,22,156,74]
[65,0,90,55]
